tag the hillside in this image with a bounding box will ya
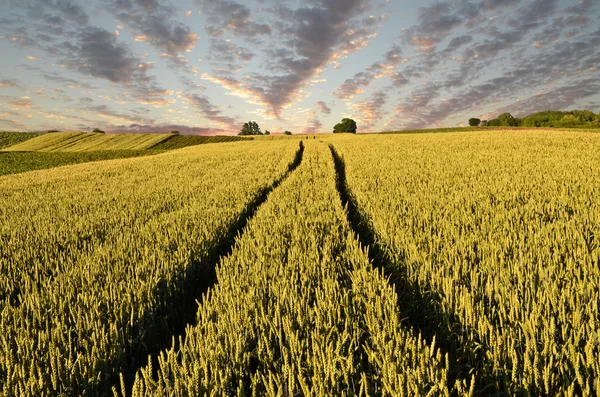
[148,134,250,150]
[2,132,170,152]
[0,132,41,149]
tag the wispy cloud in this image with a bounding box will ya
[199,0,388,118]
[187,93,239,129]
[333,45,402,101]
[0,0,599,133]
[107,124,228,135]
[316,101,332,115]
[104,0,198,56]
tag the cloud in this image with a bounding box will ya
[333,45,402,100]
[464,30,523,60]
[304,118,323,134]
[59,27,140,84]
[387,23,600,130]
[552,15,590,28]
[316,101,331,115]
[446,35,473,51]
[207,38,255,64]
[0,79,23,89]
[401,0,525,53]
[1,95,33,109]
[492,78,600,117]
[196,0,272,38]
[200,0,387,117]
[348,90,387,131]
[480,0,521,11]
[42,74,96,89]
[107,124,229,135]
[0,118,27,130]
[81,104,155,124]
[44,26,174,106]
[564,0,598,15]
[507,0,558,32]
[402,2,463,52]
[105,0,198,56]
[187,94,239,128]
[25,0,89,25]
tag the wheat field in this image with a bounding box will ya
[1,130,599,396]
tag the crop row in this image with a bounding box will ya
[3,132,170,152]
[0,141,299,395]
[333,130,600,395]
[128,141,454,397]
[148,135,250,150]
[0,132,40,150]
[0,151,157,177]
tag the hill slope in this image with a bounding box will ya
[0,132,41,149]
[2,132,170,152]
[148,135,250,150]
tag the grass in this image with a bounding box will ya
[2,132,171,152]
[148,135,250,150]
[376,126,600,135]
[0,132,257,176]
[0,132,41,149]
[0,151,159,176]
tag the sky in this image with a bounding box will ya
[0,0,599,135]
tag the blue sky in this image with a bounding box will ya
[0,0,599,134]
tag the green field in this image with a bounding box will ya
[1,129,599,396]
[3,132,171,152]
[0,131,41,149]
[148,134,251,150]
[0,132,256,176]
[0,151,159,176]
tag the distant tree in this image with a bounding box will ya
[521,110,565,127]
[572,109,595,123]
[497,113,519,127]
[333,118,357,133]
[264,130,270,135]
[480,120,489,127]
[487,119,501,127]
[559,114,581,128]
[284,131,292,136]
[92,128,105,133]
[490,109,599,128]
[469,118,481,127]
[170,130,180,135]
[239,121,262,136]
[47,130,60,133]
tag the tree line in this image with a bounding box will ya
[238,118,358,136]
[469,109,600,128]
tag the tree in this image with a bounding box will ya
[480,120,488,127]
[264,130,270,135]
[284,131,292,136]
[239,121,262,136]
[47,130,60,133]
[497,113,518,127]
[487,119,501,127]
[333,118,357,133]
[170,130,180,135]
[572,109,595,123]
[469,118,481,127]
[92,128,105,133]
